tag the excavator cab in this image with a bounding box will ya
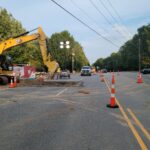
[0,55,13,71]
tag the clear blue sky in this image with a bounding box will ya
[1,0,150,64]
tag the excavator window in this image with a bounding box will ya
[0,55,13,71]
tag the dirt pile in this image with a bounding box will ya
[18,79,83,87]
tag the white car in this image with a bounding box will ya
[60,70,70,79]
[81,66,92,76]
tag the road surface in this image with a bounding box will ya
[0,72,149,150]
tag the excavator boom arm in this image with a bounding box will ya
[37,27,58,77]
[0,27,58,79]
[0,34,39,54]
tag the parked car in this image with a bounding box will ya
[101,69,107,73]
[60,70,70,79]
[81,66,92,76]
[141,68,150,74]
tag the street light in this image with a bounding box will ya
[59,41,75,73]
[60,41,70,49]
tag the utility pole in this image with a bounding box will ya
[72,52,75,73]
[139,38,141,72]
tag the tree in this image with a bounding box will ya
[0,8,25,40]
[49,31,89,71]
[0,8,43,69]
[93,24,150,71]
[93,58,104,69]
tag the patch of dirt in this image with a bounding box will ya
[17,79,82,87]
[78,89,90,94]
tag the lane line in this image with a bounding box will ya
[56,88,68,96]
[127,108,150,141]
[104,78,148,150]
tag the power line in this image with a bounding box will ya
[50,0,119,47]
[107,0,132,36]
[70,0,102,28]
[89,0,112,25]
[107,0,125,25]
[98,0,131,39]
[98,0,119,24]
[89,0,127,39]
[70,0,110,36]
[70,0,122,45]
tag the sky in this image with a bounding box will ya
[1,0,150,64]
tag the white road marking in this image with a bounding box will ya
[56,88,68,96]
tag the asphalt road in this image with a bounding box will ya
[0,72,149,150]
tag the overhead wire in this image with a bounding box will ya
[70,0,122,45]
[107,0,132,36]
[70,0,109,33]
[70,0,117,40]
[98,0,131,39]
[89,0,127,39]
[107,0,126,25]
[98,0,120,25]
[50,0,119,48]
[89,0,112,25]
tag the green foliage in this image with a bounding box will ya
[93,24,150,71]
[49,31,89,71]
[0,8,25,40]
[6,42,43,67]
[0,8,43,68]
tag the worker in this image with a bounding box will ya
[56,67,61,79]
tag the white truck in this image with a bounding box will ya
[80,66,92,76]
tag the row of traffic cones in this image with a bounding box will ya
[99,70,142,109]
[105,71,143,109]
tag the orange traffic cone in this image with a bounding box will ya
[112,73,115,83]
[107,74,119,108]
[9,77,15,88]
[137,72,143,83]
[99,71,104,82]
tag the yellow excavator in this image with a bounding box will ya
[0,27,59,84]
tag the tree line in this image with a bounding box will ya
[93,24,150,71]
[0,8,89,72]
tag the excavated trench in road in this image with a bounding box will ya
[17,79,83,87]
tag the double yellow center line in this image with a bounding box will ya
[104,78,149,150]
[127,108,150,141]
